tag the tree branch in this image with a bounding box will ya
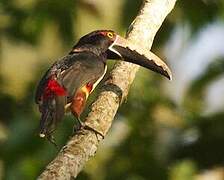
[38,0,177,179]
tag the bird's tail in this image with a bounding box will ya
[39,103,52,138]
[39,96,65,138]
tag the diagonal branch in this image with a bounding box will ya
[38,0,177,179]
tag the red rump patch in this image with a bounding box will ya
[43,79,67,99]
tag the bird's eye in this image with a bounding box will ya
[107,32,114,38]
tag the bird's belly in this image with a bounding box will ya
[70,90,87,118]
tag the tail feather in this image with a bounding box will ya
[39,107,52,138]
[39,96,66,138]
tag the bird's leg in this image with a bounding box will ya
[77,117,85,129]
[72,117,85,133]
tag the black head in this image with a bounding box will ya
[72,30,172,80]
[72,30,117,56]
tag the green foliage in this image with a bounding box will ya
[188,58,224,98]
[177,0,221,33]
[121,0,142,28]
[1,0,77,45]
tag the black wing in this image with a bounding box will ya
[60,52,106,101]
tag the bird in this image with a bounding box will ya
[35,30,172,143]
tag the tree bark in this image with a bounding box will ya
[38,0,177,179]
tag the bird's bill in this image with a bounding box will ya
[108,35,172,80]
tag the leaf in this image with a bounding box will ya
[177,0,220,33]
[182,58,224,115]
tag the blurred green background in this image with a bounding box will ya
[1,0,224,179]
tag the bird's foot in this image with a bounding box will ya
[73,118,104,140]
[83,125,104,140]
[72,117,85,133]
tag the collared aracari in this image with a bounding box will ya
[35,30,172,141]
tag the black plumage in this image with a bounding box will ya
[35,30,172,141]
